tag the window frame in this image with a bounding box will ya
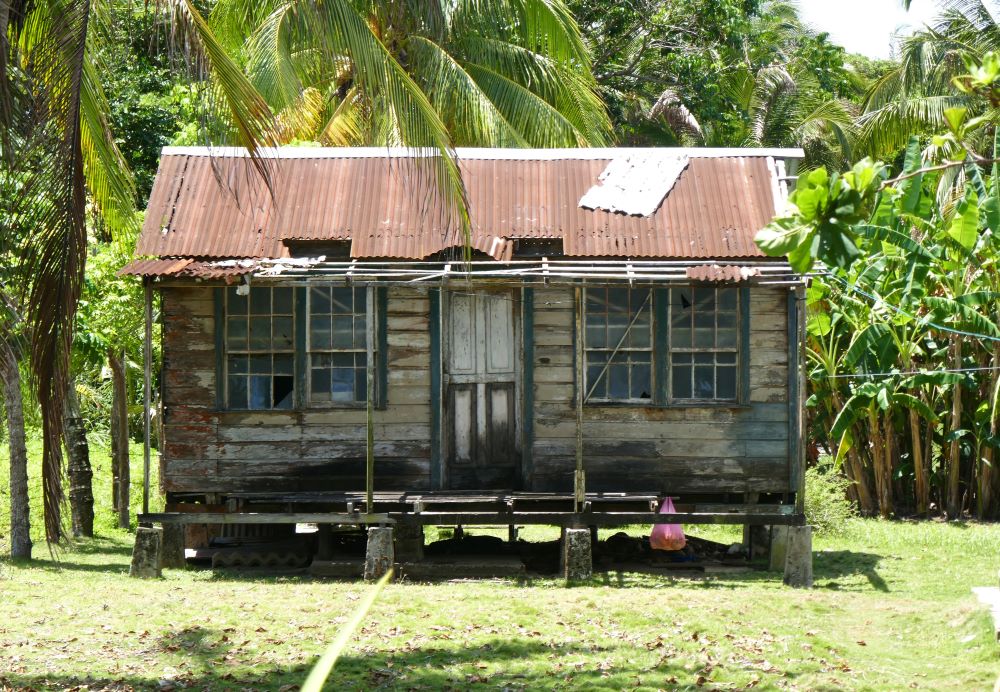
[221,285,297,411]
[215,284,388,412]
[305,285,378,409]
[580,284,749,408]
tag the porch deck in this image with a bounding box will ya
[141,491,803,528]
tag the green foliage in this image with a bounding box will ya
[755,159,885,272]
[759,53,1000,519]
[568,0,863,167]
[804,462,858,535]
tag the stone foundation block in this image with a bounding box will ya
[364,526,394,580]
[562,528,592,582]
[130,526,163,579]
[783,525,813,588]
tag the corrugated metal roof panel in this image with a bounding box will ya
[136,148,793,261]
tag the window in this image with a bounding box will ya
[584,287,653,401]
[308,286,371,404]
[669,286,738,401]
[582,285,743,405]
[225,286,295,409]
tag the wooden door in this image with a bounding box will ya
[444,289,520,489]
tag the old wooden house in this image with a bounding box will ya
[124,146,809,578]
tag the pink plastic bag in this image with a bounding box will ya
[649,497,686,551]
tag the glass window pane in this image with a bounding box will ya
[272,287,293,314]
[673,288,692,312]
[227,316,248,351]
[693,287,715,310]
[355,369,367,401]
[673,352,692,364]
[630,314,651,349]
[694,366,714,398]
[250,288,270,315]
[249,318,271,350]
[250,354,271,373]
[672,366,692,399]
[586,324,606,349]
[608,364,628,400]
[228,287,247,314]
[718,352,737,365]
[249,375,271,409]
[229,355,248,374]
[586,289,606,312]
[672,328,691,347]
[717,367,737,400]
[717,311,737,330]
[330,368,355,402]
[694,311,714,329]
[718,288,738,310]
[632,363,652,399]
[607,315,627,347]
[273,316,293,350]
[311,368,331,402]
[606,287,627,313]
[694,328,715,348]
[586,366,606,399]
[310,315,331,350]
[331,287,354,313]
[228,376,247,409]
[694,352,714,365]
[274,354,294,375]
[311,287,331,315]
[273,376,294,409]
[332,316,354,348]
[332,352,355,368]
[354,315,368,350]
[718,328,738,348]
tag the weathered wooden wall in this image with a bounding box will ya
[529,286,791,494]
[159,282,791,498]
[160,285,433,493]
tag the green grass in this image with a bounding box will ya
[2,438,1000,690]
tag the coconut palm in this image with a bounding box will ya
[857,0,1000,159]
[209,0,610,148]
[2,0,608,543]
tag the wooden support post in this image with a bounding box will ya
[366,284,375,514]
[142,279,153,517]
[573,285,585,513]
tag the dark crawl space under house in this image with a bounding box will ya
[122,146,812,581]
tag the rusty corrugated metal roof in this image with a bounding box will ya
[135,147,796,264]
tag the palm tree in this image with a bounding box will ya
[642,1,858,169]
[857,0,1000,159]
[209,0,609,147]
[1,0,608,543]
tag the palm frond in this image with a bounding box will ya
[857,94,970,158]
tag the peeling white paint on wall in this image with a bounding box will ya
[578,154,689,216]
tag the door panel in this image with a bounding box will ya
[445,290,520,489]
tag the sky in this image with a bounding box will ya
[797,0,943,59]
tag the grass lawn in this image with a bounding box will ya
[2,438,1000,690]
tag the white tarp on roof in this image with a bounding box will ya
[578,154,689,216]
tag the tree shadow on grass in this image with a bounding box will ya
[814,550,888,592]
[0,636,689,691]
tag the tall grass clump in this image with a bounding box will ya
[805,462,857,535]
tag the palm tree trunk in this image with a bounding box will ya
[947,336,963,518]
[63,383,93,537]
[1,339,31,559]
[108,348,130,529]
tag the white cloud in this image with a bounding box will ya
[796,0,943,59]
